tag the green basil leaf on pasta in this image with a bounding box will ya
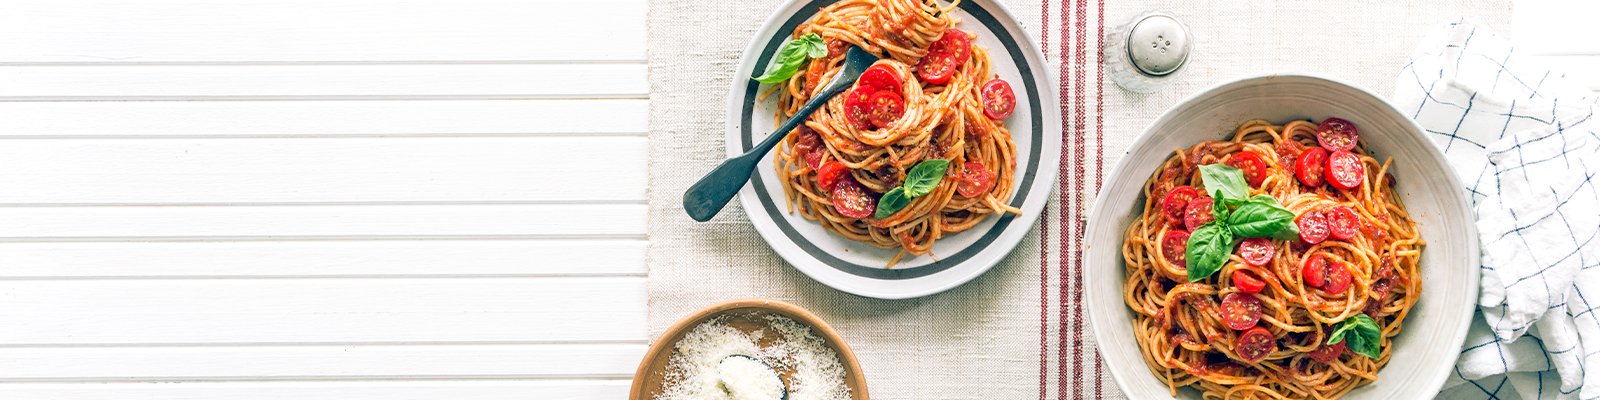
[798,33,827,59]
[1185,222,1234,282]
[902,159,950,198]
[1211,195,1230,222]
[754,33,824,83]
[1328,314,1382,359]
[1228,195,1297,238]
[874,187,910,219]
[1198,164,1250,202]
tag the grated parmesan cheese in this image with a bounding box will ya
[657,314,851,400]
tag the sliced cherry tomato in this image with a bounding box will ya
[916,50,958,84]
[1321,259,1352,294]
[1277,140,1308,170]
[858,65,902,93]
[1238,238,1274,267]
[1162,186,1200,225]
[1317,117,1359,152]
[1296,210,1330,244]
[815,161,850,191]
[1326,206,1360,240]
[1309,340,1347,363]
[1221,292,1263,330]
[1225,152,1269,187]
[829,176,876,219]
[1235,326,1276,364]
[1295,148,1328,187]
[928,29,972,69]
[1232,270,1267,294]
[1161,230,1191,269]
[795,127,822,168]
[1183,196,1215,231]
[980,79,1016,119]
[1302,253,1329,288]
[841,86,877,130]
[955,161,994,198]
[866,90,905,129]
[1326,150,1365,190]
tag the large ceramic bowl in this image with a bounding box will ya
[1084,74,1479,399]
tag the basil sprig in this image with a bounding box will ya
[1183,164,1301,282]
[754,33,826,83]
[1328,314,1382,359]
[873,160,950,219]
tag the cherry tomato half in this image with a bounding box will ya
[815,161,850,191]
[1233,270,1267,294]
[928,29,972,69]
[1225,152,1269,187]
[795,127,823,169]
[1221,292,1263,331]
[1235,326,1276,364]
[1302,253,1329,288]
[1321,259,1352,294]
[858,65,902,93]
[841,86,877,130]
[866,90,905,129]
[916,50,958,85]
[1326,206,1360,240]
[1162,186,1200,226]
[1295,148,1328,187]
[1309,336,1347,363]
[1238,238,1274,267]
[829,176,877,219]
[1183,196,1215,231]
[1162,230,1191,269]
[1317,117,1359,152]
[955,161,995,198]
[1296,210,1330,244]
[1326,150,1365,190]
[980,79,1016,119]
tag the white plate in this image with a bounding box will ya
[725,0,1061,300]
[1083,74,1480,399]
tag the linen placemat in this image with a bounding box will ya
[646,1,1509,399]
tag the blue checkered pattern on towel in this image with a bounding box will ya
[1396,19,1600,400]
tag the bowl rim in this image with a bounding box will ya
[1082,72,1481,399]
[629,298,869,400]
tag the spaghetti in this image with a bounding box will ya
[770,0,1021,265]
[1120,119,1424,399]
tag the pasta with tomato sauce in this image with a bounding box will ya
[769,0,1021,266]
[1121,118,1423,399]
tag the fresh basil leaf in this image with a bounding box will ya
[1273,221,1302,241]
[902,159,950,198]
[1229,195,1298,239]
[874,187,910,219]
[1211,195,1230,222]
[1185,222,1234,282]
[754,33,825,83]
[1198,164,1250,202]
[1328,314,1382,359]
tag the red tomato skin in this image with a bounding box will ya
[858,65,902,93]
[815,161,850,191]
[1277,140,1308,170]
[916,50,958,84]
[980,79,1016,119]
[865,90,905,129]
[804,151,823,170]
[1296,148,1329,187]
[1183,196,1215,231]
[1317,117,1360,152]
[1296,210,1330,244]
[1221,292,1263,331]
[841,86,877,130]
[1321,260,1352,294]
[1309,341,1347,363]
[1326,206,1360,240]
[1225,152,1268,187]
[1162,186,1200,225]
[928,29,972,68]
[1235,326,1276,364]
[1238,238,1274,267]
[1162,230,1191,269]
[1302,253,1328,288]
[1233,270,1267,294]
[1325,150,1366,190]
[955,161,994,198]
[829,176,876,219]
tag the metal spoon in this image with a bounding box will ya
[682,46,880,222]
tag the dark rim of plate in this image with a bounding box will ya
[740,0,1043,280]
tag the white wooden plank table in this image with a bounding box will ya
[0,1,1590,399]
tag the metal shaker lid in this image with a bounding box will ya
[1124,13,1190,76]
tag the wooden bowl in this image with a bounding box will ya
[629,298,868,400]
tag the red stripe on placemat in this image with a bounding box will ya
[1071,0,1090,396]
[1055,0,1073,398]
[1091,0,1107,397]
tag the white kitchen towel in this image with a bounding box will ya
[1395,19,1600,400]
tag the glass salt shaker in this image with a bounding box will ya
[1104,11,1192,93]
